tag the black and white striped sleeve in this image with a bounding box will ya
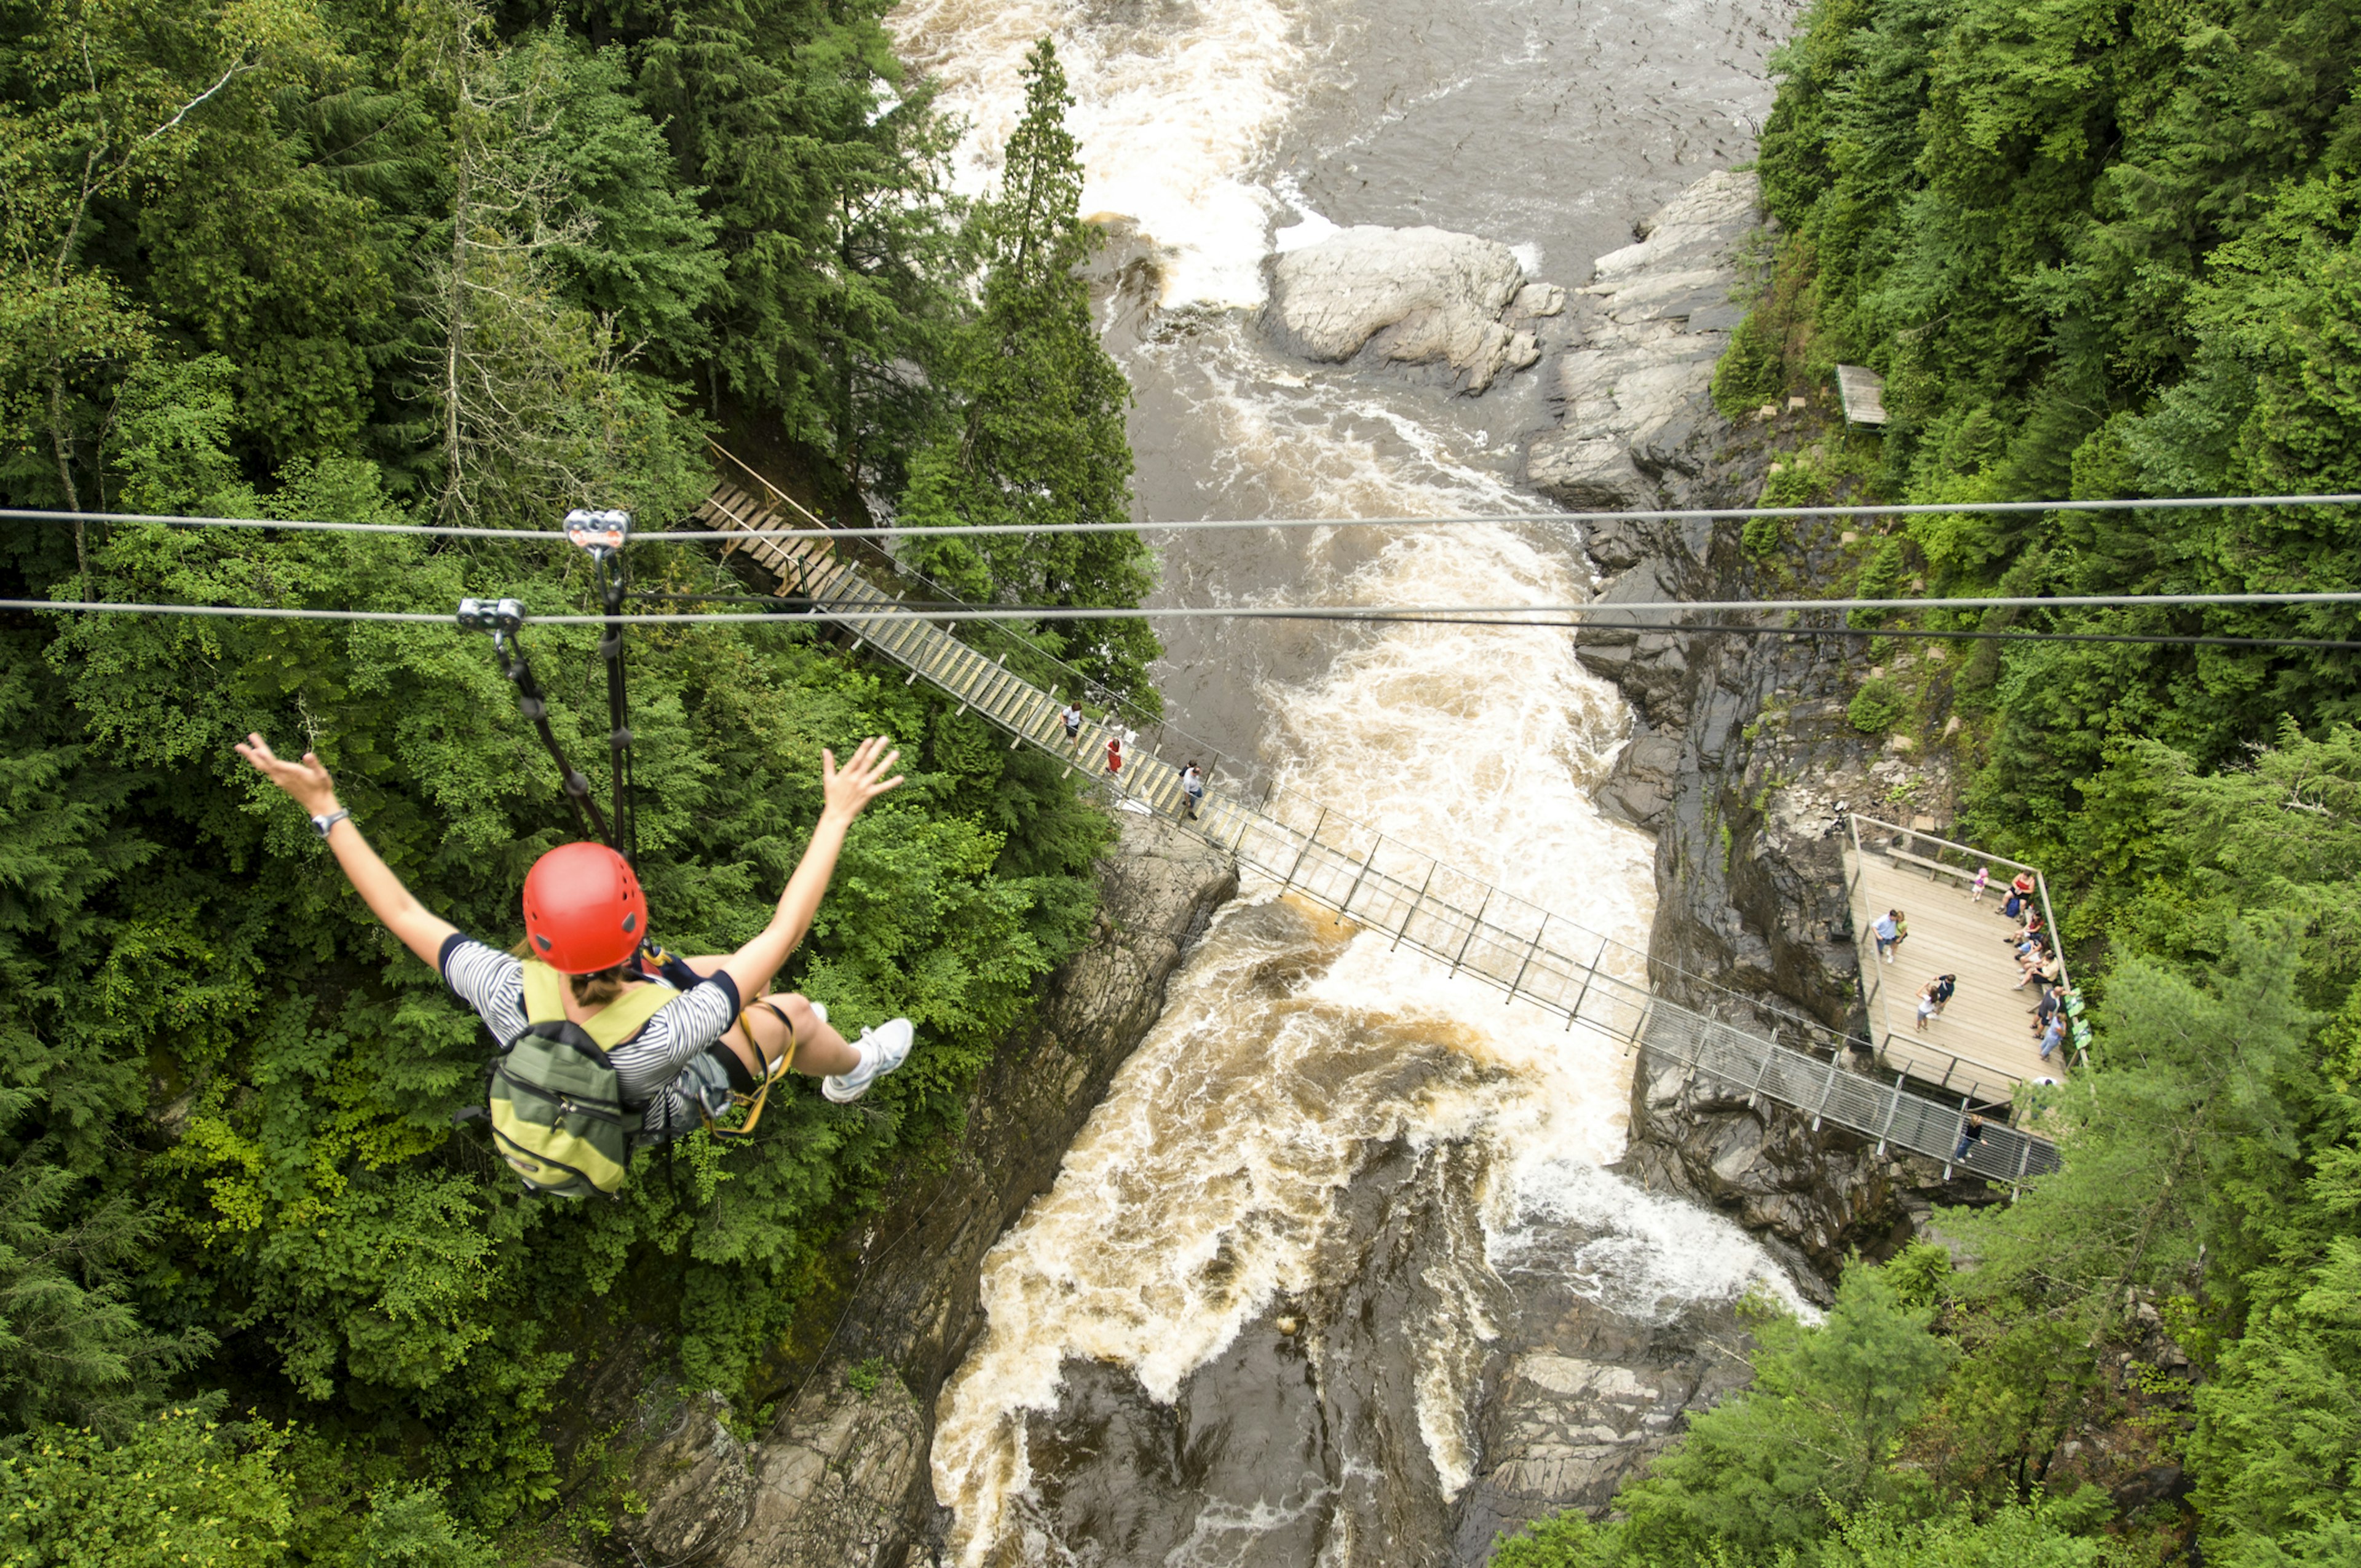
[438,934,528,1044]
[606,974,742,1106]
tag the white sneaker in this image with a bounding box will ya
[823,1018,914,1103]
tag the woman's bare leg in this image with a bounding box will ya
[722,993,860,1080]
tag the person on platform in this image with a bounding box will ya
[1873,908,1902,963]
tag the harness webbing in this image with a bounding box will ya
[456,508,639,866]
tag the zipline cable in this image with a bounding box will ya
[625,591,2361,651]
[8,490,2361,543]
[12,591,2361,624]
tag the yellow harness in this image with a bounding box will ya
[518,960,793,1139]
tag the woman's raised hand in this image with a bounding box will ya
[820,735,904,821]
[235,732,340,816]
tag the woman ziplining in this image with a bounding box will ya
[233,731,917,1197]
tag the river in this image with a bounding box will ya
[882,1,1805,1561]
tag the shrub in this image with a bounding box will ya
[1849,678,1908,735]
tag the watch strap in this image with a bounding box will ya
[312,808,353,839]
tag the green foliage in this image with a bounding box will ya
[1613,1270,1955,1561]
[0,0,1125,1550]
[1713,304,1789,417]
[896,39,1161,709]
[1816,1494,2116,1567]
[352,1487,500,1568]
[1848,677,1907,734]
[845,1355,890,1398]
[632,0,965,494]
[1741,0,2361,842]
[0,1411,295,1567]
[0,500,1109,1531]
[1488,1508,1613,1568]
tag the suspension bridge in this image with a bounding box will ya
[697,456,2062,1184]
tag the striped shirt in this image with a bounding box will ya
[439,935,741,1130]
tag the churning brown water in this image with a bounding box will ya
[885,0,1806,1559]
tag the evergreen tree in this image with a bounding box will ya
[897,38,1161,711]
[631,0,965,502]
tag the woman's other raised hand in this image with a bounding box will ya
[820,735,904,822]
[235,733,340,817]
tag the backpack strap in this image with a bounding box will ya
[521,961,568,1025]
[520,959,681,1049]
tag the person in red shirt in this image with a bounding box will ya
[1105,735,1123,777]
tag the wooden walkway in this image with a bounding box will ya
[1836,364,1888,426]
[695,459,2060,1183]
[1843,814,2075,1108]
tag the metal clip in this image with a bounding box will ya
[564,508,632,557]
[457,597,526,648]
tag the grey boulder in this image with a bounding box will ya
[1267,225,1535,392]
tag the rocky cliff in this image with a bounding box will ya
[550,815,1236,1568]
[1514,171,1997,1290]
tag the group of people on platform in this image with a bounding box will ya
[1875,863,2082,1079]
[1872,861,2088,1167]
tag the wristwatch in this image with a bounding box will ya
[312,808,352,840]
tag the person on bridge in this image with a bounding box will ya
[1970,865,1990,903]
[232,732,920,1122]
[1061,701,1083,744]
[1180,762,1205,821]
[1105,734,1124,779]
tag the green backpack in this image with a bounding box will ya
[484,962,680,1199]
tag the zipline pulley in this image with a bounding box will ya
[566,509,638,870]
[456,507,639,865]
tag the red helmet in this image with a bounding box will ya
[521,843,647,973]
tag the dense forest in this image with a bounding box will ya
[1507,0,2361,1562]
[0,1,1151,1560]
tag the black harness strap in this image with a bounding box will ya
[460,596,610,845]
[456,506,638,864]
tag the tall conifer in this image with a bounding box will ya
[899,38,1161,711]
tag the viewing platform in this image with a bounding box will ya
[1841,813,2078,1109]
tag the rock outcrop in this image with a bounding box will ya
[1455,1296,1753,1556]
[579,814,1237,1567]
[1266,224,1557,392]
[1524,170,1760,510]
[1507,171,2009,1280]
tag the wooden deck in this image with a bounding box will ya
[1844,829,2069,1108]
[1836,363,1888,426]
